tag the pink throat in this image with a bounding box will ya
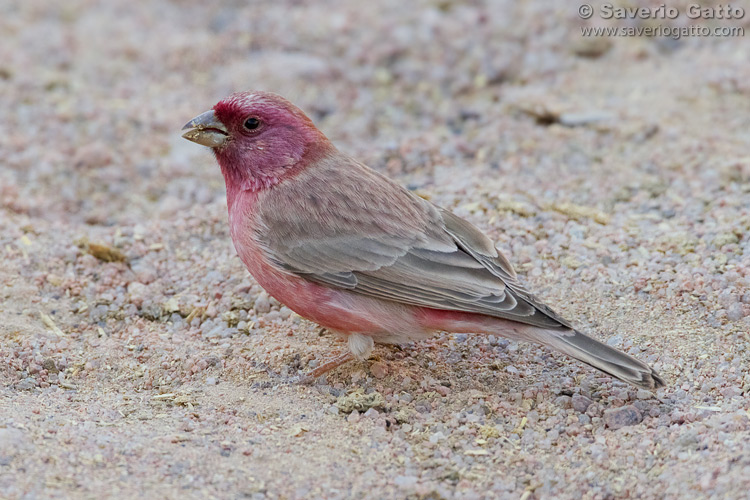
[214,149,285,200]
[223,164,281,194]
[214,136,334,199]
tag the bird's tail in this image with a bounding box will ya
[539,329,665,390]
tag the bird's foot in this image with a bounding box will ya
[298,351,354,385]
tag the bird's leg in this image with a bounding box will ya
[299,351,354,384]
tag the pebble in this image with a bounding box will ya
[555,395,572,409]
[415,403,431,414]
[572,394,592,413]
[434,385,451,397]
[42,358,58,374]
[15,378,38,391]
[429,432,445,443]
[127,282,148,307]
[604,405,643,430]
[370,362,388,379]
[636,389,653,400]
[673,389,689,400]
[586,403,603,418]
[726,303,745,321]
[254,292,271,313]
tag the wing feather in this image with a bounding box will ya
[256,155,569,329]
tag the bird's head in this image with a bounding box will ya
[182,91,331,192]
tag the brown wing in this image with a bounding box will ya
[255,154,571,330]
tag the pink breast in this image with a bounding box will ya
[228,194,382,333]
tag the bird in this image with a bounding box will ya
[181,91,665,390]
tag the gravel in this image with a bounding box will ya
[2,0,750,499]
[604,405,644,430]
[572,394,592,413]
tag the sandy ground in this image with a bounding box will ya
[2,1,750,498]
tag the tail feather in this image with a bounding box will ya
[541,329,664,390]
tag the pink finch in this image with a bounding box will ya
[182,91,664,390]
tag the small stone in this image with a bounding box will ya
[554,395,572,409]
[429,432,445,443]
[347,410,360,423]
[164,297,180,313]
[254,292,271,313]
[42,358,58,374]
[434,385,450,397]
[139,303,163,321]
[370,362,388,379]
[727,303,745,321]
[673,389,689,400]
[415,402,431,414]
[572,394,592,413]
[15,378,37,391]
[128,282,148,307]
[721,386,740,399]
[604,405,643,430]
[585,403,603,418]
[636,389,653,400]
[132,262,158,284]
[363,408,379,418]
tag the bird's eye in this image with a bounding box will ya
[244,117,261,130]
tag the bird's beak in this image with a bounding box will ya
[181,110,229,148]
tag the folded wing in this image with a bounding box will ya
[255,156,571,330]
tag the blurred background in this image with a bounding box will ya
[3,0,747,227]
[2,1,750,498]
